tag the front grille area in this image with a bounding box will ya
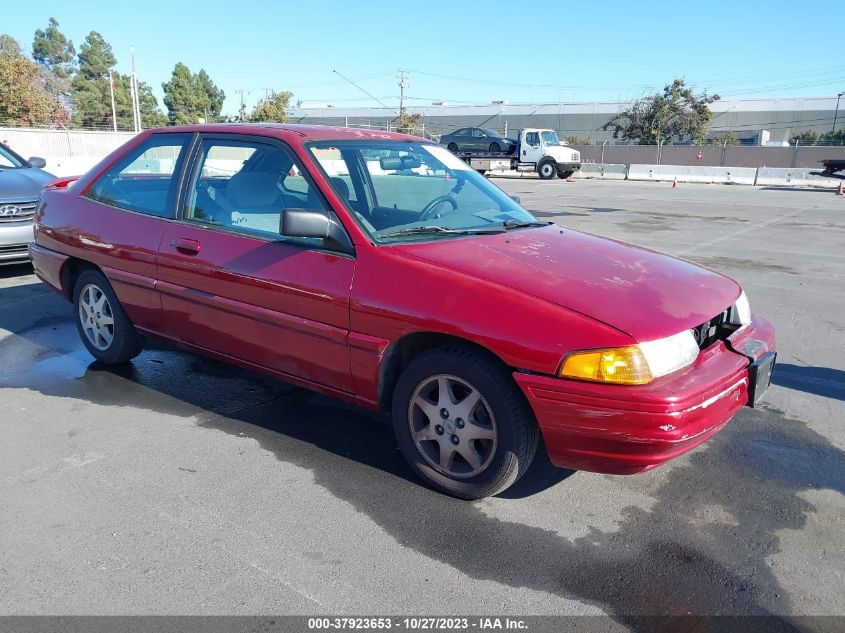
[0,244,30,262]
[0,200,37,223]
[691,309,738,350]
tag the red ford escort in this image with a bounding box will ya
[30,124,776,499]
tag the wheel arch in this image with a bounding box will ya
[60,257,102,300]
[377,331,512,413]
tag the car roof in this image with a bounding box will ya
[142,123,426,143]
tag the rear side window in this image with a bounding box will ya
[86,133,191,218]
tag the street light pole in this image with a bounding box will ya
[833,92,843,133]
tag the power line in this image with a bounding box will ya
[331,69,399,116]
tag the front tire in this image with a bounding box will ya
[73,269,144,364]
[489,142,501,153]
[392,347,539,499]
[538,160,557,180]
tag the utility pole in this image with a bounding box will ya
[397,69,408,131]
[398,69,408,113]
[236,89,247,122]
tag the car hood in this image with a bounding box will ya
[0,167,54,201]
[393,224,741,341]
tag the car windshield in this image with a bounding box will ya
[0,144,25,169]
[308,140,540,242]
[540,131,562,146]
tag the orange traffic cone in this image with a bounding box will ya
[837,181,844,196]
[672,177,678,188]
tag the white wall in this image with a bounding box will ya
[1,128,139,176]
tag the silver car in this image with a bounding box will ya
[0,142,54,266]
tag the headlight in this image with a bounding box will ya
[729,290,751,326]
[558,330,699,385]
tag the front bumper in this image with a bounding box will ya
[0,221,34,265]
[515,315,776,474]
[554,162,581,173]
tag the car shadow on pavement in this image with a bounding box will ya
[772,363,845,402]
[0,263,33,279]
[2,280,843,631]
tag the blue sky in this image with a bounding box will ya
[5,0,844,115]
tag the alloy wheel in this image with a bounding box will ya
[78,283,115,351]
[408,374,498,479]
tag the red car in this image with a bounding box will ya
[30,124,776,499]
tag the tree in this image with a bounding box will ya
[114,73,167,129]
[0,54,69,126]
[710,132,740,146]
[565,135,592,145]
[32,18,75,78]
[396,108,423,135]
[162,63,225,124]
[603,79,720,145]
[76,31,115,80]
[248,90,292,122]
[71,32,117,128]
[195,69,225,120]
[818,129,845,146]
[0,35,23,58]
[789,130,819,145]
[70,32,164,129]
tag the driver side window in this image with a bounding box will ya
[184,139,326,240]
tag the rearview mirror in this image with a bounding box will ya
[279,208,354,255]
[28,156,47,169]
[379,155,422,171]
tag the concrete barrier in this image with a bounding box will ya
[754,167,842,188]
[573,163,627,180]
[46,156,101,177]
[628,164,757,185]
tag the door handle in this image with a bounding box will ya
[173,238,201,255]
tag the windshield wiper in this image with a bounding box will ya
[379,225,506,239]
[501,220,549,230]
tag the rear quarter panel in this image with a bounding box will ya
[35,185,166,330]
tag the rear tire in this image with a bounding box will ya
[447,142,459,153]
[489,142,501,153]
[538,160,557,180]
[392,347,539,499]
[73,269,144,364]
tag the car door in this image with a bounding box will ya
[469,128,486,151]
[76,132,193,332]
[155,134,355,393]
[521,131,542,164]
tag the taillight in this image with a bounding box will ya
[45,176,80,190]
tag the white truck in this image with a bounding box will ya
[453,128,581,180]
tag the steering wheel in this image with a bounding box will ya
[419,195,458,221]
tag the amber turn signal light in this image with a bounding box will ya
[558,346,653,385]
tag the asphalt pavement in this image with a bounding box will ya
[1,179,843,630]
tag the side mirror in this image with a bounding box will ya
[28,156,47,169]
[509,194,521,204]
[279,208,354,255]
